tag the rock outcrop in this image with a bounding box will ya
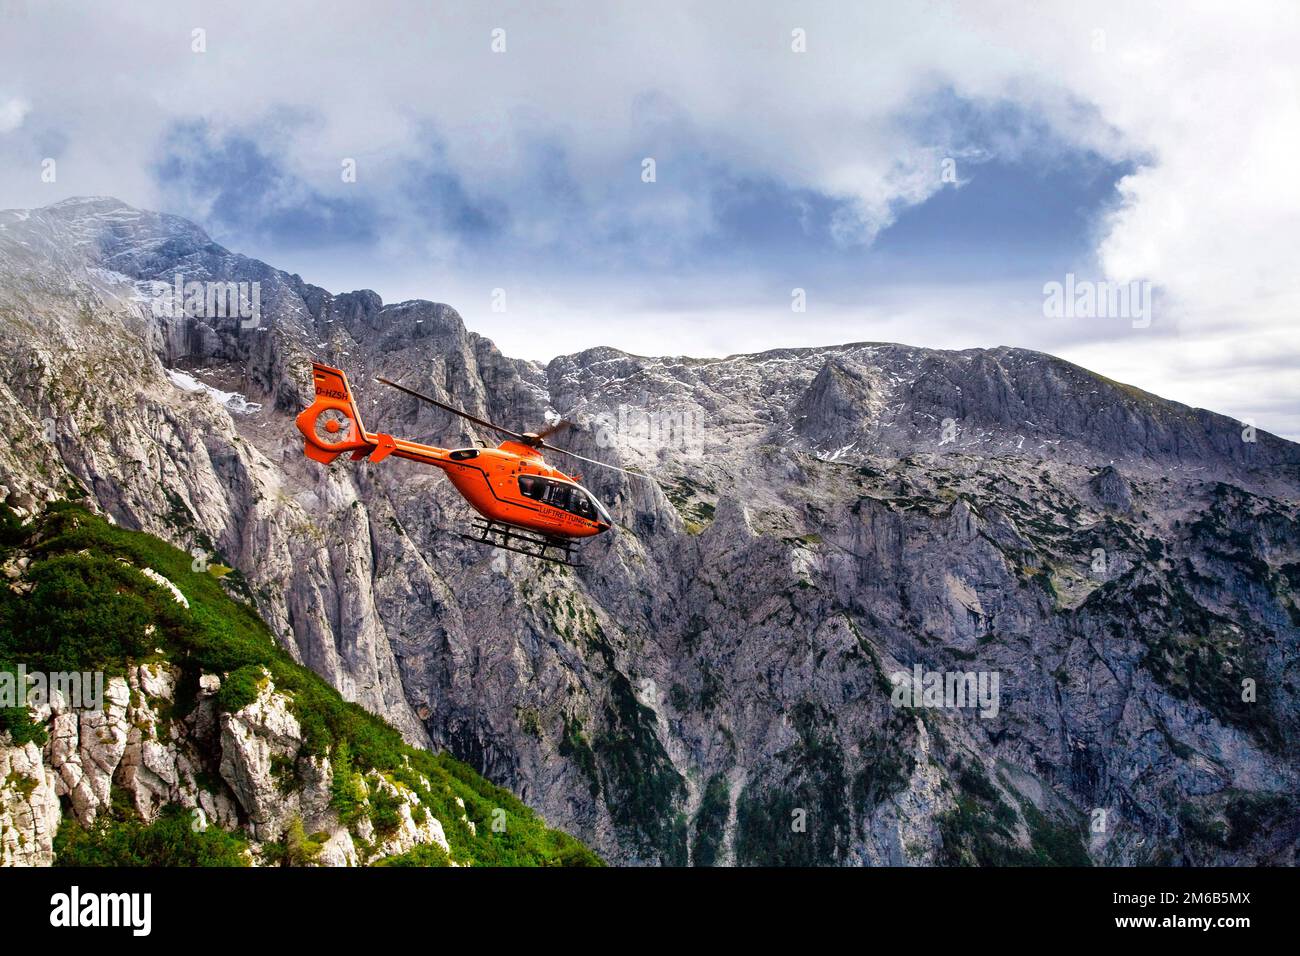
[0,659,455,865]
[0,737,60,866]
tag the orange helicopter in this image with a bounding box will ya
[295,362,641,565]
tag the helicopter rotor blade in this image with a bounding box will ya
[534,419,573,441]
[539,442,656,481]
[376,377,525,443]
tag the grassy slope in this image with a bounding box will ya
[0,502,601,867]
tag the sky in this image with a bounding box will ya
[1,0,1297,437]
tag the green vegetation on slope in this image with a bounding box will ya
[733,702,852,866]
[936,758,1090,867]
[0,502,601,867]
[690,772,730,866]
[54,802,251,867]
[585,623,688,864]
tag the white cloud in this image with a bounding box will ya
[0,96,30,134]
[0,1,1295,435]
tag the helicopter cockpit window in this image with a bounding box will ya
[543,482,576,511]
[518,475,543,499]
[589,492,612,525]
[547,483,572,509]
[517,475,602,521]
[568,488,595,519]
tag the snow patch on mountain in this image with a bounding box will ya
[165,368,263,415]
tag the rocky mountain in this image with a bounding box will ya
[1,197,1297,865]
[0,502,599,866]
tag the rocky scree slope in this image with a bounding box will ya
[0,198,1297,865]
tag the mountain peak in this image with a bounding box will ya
[46,195,131,209]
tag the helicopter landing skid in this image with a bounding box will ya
[458,519,582,567]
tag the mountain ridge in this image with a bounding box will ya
[8,196,1297,459]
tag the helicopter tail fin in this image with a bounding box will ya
[296,362,373,464]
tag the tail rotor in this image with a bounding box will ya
[296,363,372,463]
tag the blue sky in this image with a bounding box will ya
[0,1,1297,436]
[148,107,1132,289]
